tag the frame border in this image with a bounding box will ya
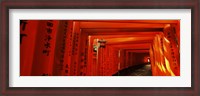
[1,0,199,96]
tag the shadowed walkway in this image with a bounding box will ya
[129,64,152,76]
[113,64,152,76]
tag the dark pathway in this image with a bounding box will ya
[128,64,152,76]
[113,64,152,76]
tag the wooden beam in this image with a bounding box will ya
[90,33,158,38]
[110,43,151,49]
[80,22,165,29]
[104,37,154,44]
[87,31,161,36]
[107,40,153,45]
[76,20,178,24]
[82,28,163,33]
[126,49,150,53]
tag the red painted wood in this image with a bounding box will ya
[31,20,59,76]
[71,21,81,76]
[61,21,73,76]
[19,20,180,76]
[52,21,71,76]
[20,20,38,76]
[150,24,180,76]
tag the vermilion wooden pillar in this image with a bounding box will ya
[70,21,81,76]
[31,20,59,76]
[52,21,70,76]
[108,46,118,75]
[20,20,39,76]
[63,21,73,76]
[133,53,136,66]
[104,45,109,75]
[98,47,103,76]
[107,45,115,75]
[163,25,180,76]
[149,45,155,75]
[119,49,123,70]
[78,31,88,76]
[87,37,98,76]
[87,36,93,76]
[151,24,180,76]
[131,53,134,67]
[125,51,128,69]
[151,34,161,75]
[122,50,126,69]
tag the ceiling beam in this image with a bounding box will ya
[110,43,151,49]
[80,22,166,29]
[76,20,178,24]
[107,40,153,45]
[126,49,149,53]
[90,33,158,38]
[105,37,154,44]
[87,31,161,36]
[82,28,163,33]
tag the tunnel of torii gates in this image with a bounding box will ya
[20,20,180,76]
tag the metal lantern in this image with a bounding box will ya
[98,39,107,48]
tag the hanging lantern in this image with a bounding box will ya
[93,45,98,52]
[98,39,107,48]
